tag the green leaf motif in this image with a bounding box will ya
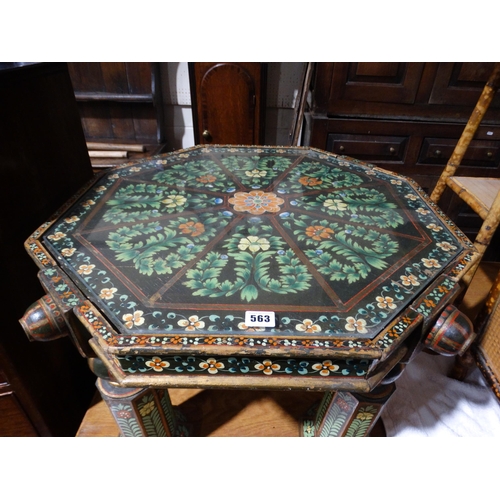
[297,187,404,229]
[241,285,258,302]
[319,402,347,437]
[220,155,292,187]
[106,215,229,277]
[183,227,313,302]
[291,213,398,284]
[281,161,364,193]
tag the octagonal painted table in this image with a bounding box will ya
[20,145,479,437]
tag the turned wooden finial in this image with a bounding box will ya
[424,305,476,356]
[19,294,69,342]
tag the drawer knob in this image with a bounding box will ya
[389,147,396,154]
[339,145,345,152]
[435,150,442,156]
[487,151,493,158]
[202,129,212,141]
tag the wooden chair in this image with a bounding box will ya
[430,63,500,382]
[471,266,500,400]
[430,63,500,288]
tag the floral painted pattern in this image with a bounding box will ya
[118,354,370,378]
[39,145,472,349]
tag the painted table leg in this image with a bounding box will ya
[302,383,396,437]
[96,379,189,437]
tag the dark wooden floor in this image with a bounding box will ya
[76,262,500,437]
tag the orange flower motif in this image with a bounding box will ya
[423,298,436,308]
[228,190,284,215]
[145,356,170,372]
[312,360,339,377]
[305,225,334,241]
[199,358,224,374]
[255,359,281,375]
[298,176,323,186]
[196,174,216,183]
[178,221,205,237]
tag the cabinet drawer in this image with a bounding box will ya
[419,137,500,167]
[326,133,408,162]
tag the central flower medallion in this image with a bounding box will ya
[228,190,285,215]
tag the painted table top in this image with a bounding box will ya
[30,146,476,368]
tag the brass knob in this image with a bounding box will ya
[435,150,442,156]
[202,130,212,141]
[339,145,345,152]
[487,151,493,158]
[389,147,396,154]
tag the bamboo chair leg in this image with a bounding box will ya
[461,190,500,287]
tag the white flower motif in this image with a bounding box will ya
[400,274,420,287]
[48,232,66,241]
[427,223,443,232]
[178,315,205,331]
[323,198,348,211]
[61,248,76,257]
[199,358,224,374]
[123,310,145,328]
[255,359,281,375]
[161,194,187,208]
[77,264,95,275]
[345,317,368,334]
[416,207,430,215]
[312,360,339,376]
[237,236,270,253]
[376,296,397,310]
[245,169,266,178]
[296,319,322,333]
[437,241,458,252]
[145,356,170,372]
[99,287,118,300]
[422,258,441,269]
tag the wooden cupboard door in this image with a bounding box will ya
[190,62,266,145]
[327,62,425,114]
[429,62,500,108]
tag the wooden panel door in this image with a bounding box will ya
[326,62,425,115]
[429,62,500,109]
[189,62,266,145]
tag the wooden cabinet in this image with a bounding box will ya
[0,63,96,436]
[309,63,500,253]
[67,62,166,168]
[189,62,267,145]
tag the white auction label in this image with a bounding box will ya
[245,311,276,328]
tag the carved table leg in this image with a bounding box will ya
[302,384,396,437]
[96,379,189,437]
